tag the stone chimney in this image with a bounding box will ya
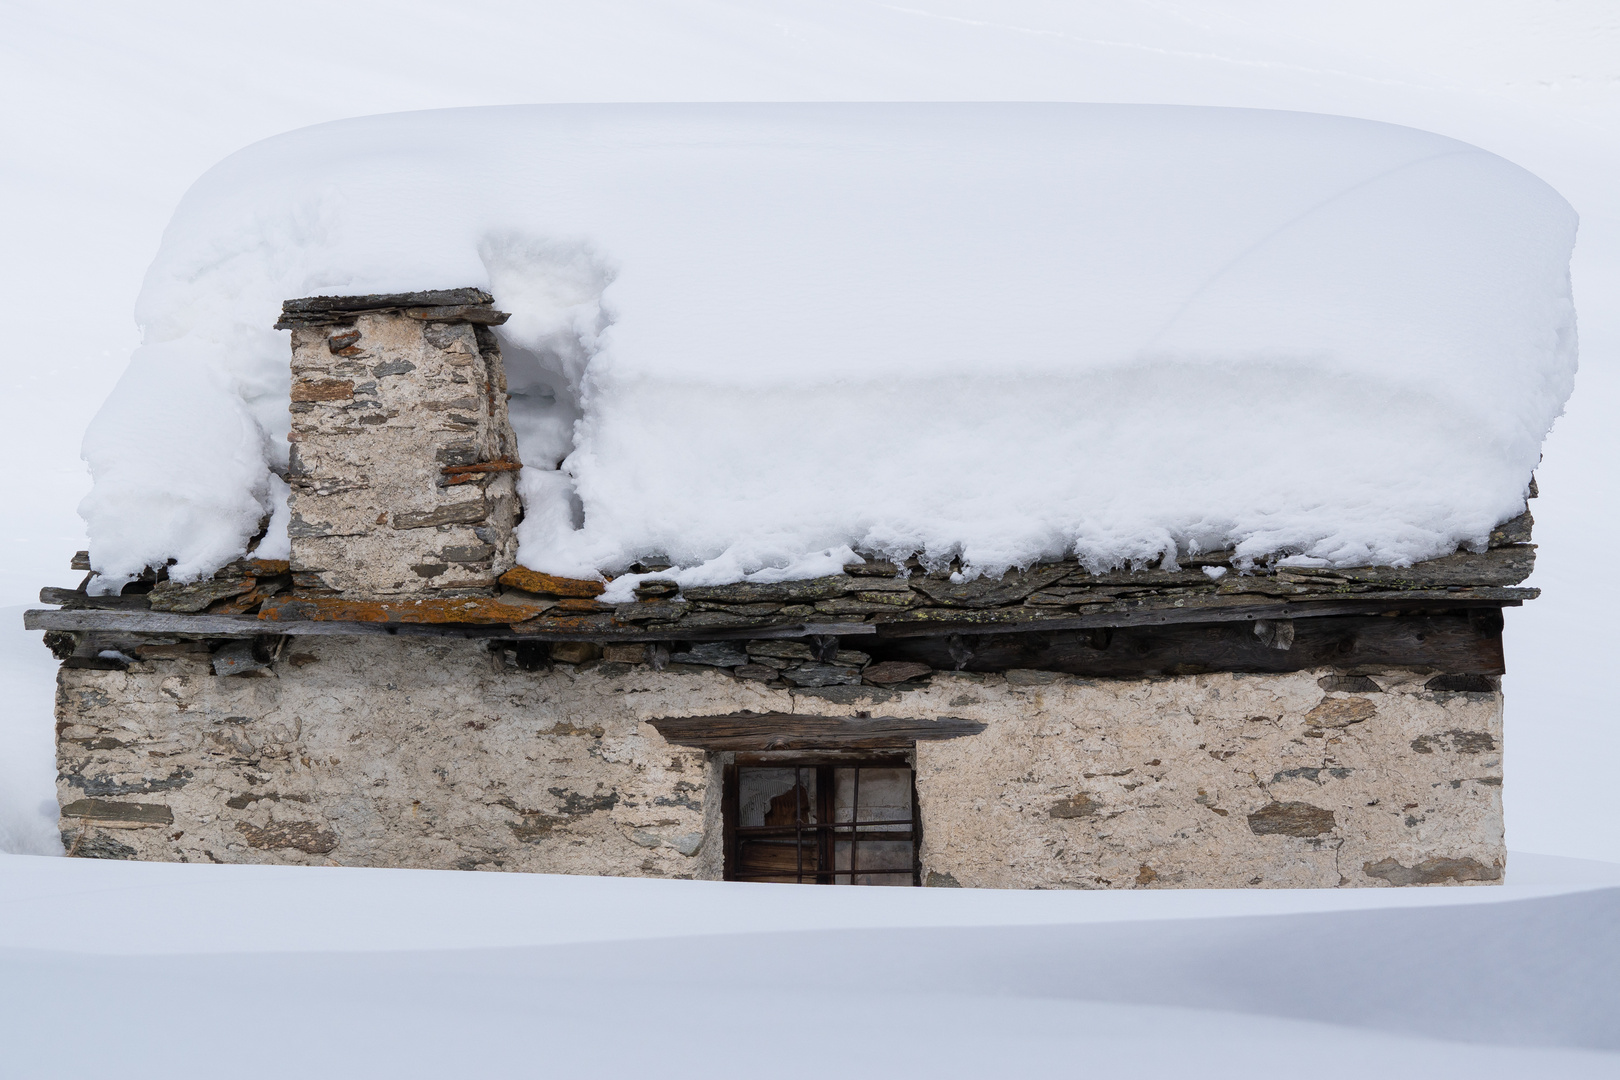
[277,289,521,598]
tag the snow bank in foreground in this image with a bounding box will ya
[3,858,1618,1076]
[80,104,1578,587]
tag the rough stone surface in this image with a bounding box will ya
[863,661,933,685]
[54,639,1502,888]
[287,312,520,597]
[55,636,731,876]
[1362,855,1502,885]
[909,667,1504,888]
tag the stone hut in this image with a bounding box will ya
[30,290,1532,888]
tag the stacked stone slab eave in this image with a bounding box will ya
[286,304,520,597]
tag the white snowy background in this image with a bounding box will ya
[2,3,1617,1075]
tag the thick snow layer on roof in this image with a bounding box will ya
[79,104,1577,589]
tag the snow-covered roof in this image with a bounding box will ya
[79,104,1577,591]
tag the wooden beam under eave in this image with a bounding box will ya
[646,713,987,751]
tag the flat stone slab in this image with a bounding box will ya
[276,288,502,327]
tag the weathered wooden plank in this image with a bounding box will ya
[498,619,877,642]
[39,587,150,611]
[622,621,877,642]
[22,608,877,643]
[27,609,380,637]
[868,611,1507,677]
[259,595,543,626]
[875,590,1533,638]
[649,713,986,751]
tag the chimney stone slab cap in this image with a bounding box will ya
[276,288,505,328]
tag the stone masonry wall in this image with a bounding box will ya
[56,636,722,876]
[54,637,1502,887]
[287,311,520,597]
[913,669,1503,888]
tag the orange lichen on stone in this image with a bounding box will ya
[442,459,524,486]
[442,459,523,477]
[259,595,544,625]
[498,567,606,598]
[290,378,354,402]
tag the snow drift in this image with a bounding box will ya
[78,104,1578,590]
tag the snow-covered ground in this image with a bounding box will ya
[3,852,1618,1076]
[2,4,1618,1071]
